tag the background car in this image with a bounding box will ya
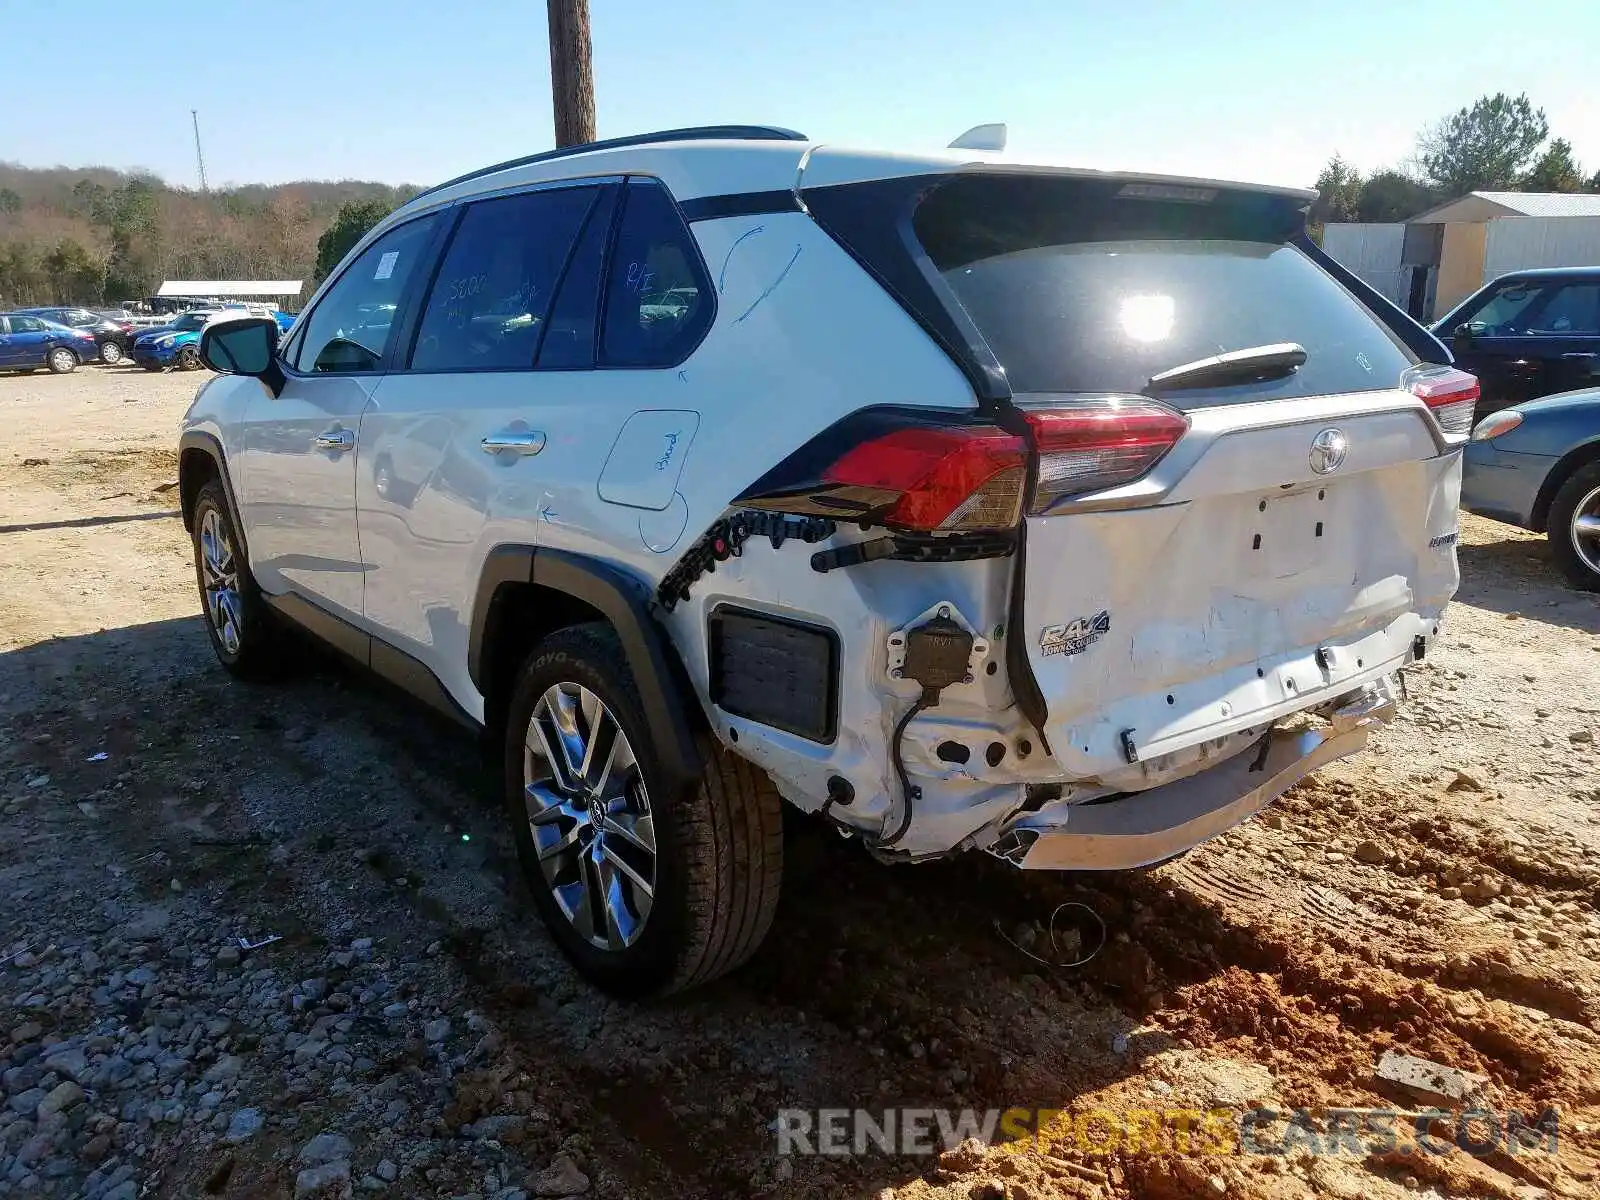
[12,306,135,365]
[0,312,98,373]
[1432,267,1600,416]
[1463,386,1600,590]
[131,309,219,371]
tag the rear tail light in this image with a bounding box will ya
[737,400,1192,533]
[737,409,1029,533]
[1025,397,1189,511]
[818,425,1027,531]
[1405,365,1479,438]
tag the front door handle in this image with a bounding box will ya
[1562,352,1597,361]
[481,430,546,456]
[314,429,355,453]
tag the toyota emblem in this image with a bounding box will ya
[1309,428,1348,475]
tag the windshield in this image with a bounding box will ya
[173,313,211,331]
[912,174,1418,405]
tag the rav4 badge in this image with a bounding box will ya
[1039,610,1111,658]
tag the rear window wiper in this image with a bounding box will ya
[1144,342,1307,393]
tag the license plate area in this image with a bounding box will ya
[1242,485,1335,580]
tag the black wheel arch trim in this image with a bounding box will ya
[178,430,250,562]
[469,546,704,794]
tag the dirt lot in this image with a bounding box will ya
[2,365,1599,1200]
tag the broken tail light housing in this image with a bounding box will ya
[1405,365,1479,438]
[736,408,1027,533]
[1025,397,1189,511]
[737,399,1192,533]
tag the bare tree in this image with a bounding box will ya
[547,0,596,148]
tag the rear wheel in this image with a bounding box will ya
[191,480,283,678]
[1549,462,1600,592]
[504,624,783,996]
[46,347,77,374]
[99,341,124,365]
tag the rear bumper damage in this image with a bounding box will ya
[991,679,1397,871]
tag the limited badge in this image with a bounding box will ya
[1039,610,1111,657]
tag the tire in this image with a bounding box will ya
[46,347,77,374]
[1548,462,1600,592]
[142,361,163,372]
[176,344,201,371]
[190,480,284,678]
[99,341,124,366]
[503,624,783,997]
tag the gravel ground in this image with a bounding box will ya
[2,365,1599,1200]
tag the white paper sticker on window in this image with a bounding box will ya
[374,251,399,281]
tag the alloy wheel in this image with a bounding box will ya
[100,342,123,365]
[523,684,656,950]
[1571,485,1600,576]
[199,507,243,654]
[49,349,74,372]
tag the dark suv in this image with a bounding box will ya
[15,307,136,365]
[1432,267,1600,415]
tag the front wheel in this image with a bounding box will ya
[176,344,201,371]
[47,347,77,374]
[504,624,783,996]
[99,341,124,366]
[191,480,284,678]
[1549,462,1600,592]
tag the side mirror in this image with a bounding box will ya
[199,316,284,391]
[1451,323,1475,346]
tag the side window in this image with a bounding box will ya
[536,185,618,369]
[1528,284,1600,336]
[12,317,42,333]
[410,187,594,372]
[600,179,712,367]
[292,214,439,374]
[1464,282,1546,335]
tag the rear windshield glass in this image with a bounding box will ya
[913,175,1417,403]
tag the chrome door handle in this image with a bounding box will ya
[1562,352,1597,360]
[480,431,546,456]
[314,429,355,452]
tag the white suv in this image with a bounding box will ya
[178,126,1469,996]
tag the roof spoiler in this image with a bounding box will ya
[948,124,1007,152]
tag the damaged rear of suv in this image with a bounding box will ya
[731,164,1468,872]
[180,129,1464,996]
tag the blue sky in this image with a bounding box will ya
[5,0,1598,191]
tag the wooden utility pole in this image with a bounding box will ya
[547,0,596,148]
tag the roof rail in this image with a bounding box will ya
[414,125,808,201]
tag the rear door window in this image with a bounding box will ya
[409,186,595,372]
[600,179,712,367]
[911,175,1417,405]
[1526,283,1600,336]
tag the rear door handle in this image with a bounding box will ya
[481,431,546,456]
[314,429,355,453]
